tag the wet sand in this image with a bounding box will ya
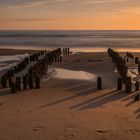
[0,48,39,55]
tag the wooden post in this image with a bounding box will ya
[14,66,17,73]
[126,58,129,62]
[23,76,27,89]
[8,78,12,87]
[135,57,139,64]
[35,77,40,89]
[1,77,7,88]
[135,94,140,101]
[135,82,139,91]
[125,77,132,93]
[97,77,102,90]
[68,48,70,55]
[29,76,33,89]
[138,63,140,75]
[16,77,21,91]
[10,82,16,94]
[60,56,62,62]
[117,77,122,90]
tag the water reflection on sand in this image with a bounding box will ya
[54,68,96,81]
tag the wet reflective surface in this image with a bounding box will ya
[54,68,96,81]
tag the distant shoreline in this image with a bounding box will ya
[1,48,140,56]
[0,48,39,55]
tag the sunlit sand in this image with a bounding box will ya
[0,49,140,140]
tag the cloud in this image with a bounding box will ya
[71,0,127,4]
[0,17,78,22]
[7,0,128,9]
[8,0,69,9]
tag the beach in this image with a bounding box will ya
[0,49,140,140]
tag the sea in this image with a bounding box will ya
[0,30,140,52]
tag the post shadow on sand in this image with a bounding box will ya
[134,107,140,119]
[75,90,126,111]
[69,89,116,110]
[64,82,94,93]
[78,91,133,111]
[46,77,97,95]
[119,91,140,119]
[121,92,138,102]
[39,85,97,108]
[47,79,82,89]
[120,91,140,107]
[40,77,128,109]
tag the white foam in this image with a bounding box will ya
[0,53,29,73]
[127,69,140,84]
[0,54,29,63]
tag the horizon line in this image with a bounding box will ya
[1,29,140,31]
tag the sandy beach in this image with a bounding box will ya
[0,49,140,140]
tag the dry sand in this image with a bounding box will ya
[0,51,140,140]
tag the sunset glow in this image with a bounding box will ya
[0,0,140,30]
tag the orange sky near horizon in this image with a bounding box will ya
[0,0,140,30]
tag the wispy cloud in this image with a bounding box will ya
[8,0,128,9]
[82,0,127,4]
[0,17,79,22]
[8,0,69,9]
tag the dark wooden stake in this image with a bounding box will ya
[117,77,122,90]
[97,77,102,90]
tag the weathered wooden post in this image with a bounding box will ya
[14,66,17,73]
[60,56,62,62]
[135,81,139,91]
[125,77,132,93]
[88,59,90,62]
[35,77,40,89]
[8,78,12,87]
[57,56,59,62]
[117,77,122,90]
[97,77,102,90]
[135,57,139,64]
[135,94,140,101]
[16,77,21,91]
[66,48,68,56]
[10,82,16,94]
[68,48,70,55]
[23,76,27,89]
[138,63,140,75]
[126,58,129,62]
[122,66,128,83]
[1,77,7,88]
[54,55,56,62]
[29,76,33,89]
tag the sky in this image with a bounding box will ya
[0,0,140,30]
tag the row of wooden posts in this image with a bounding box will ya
[126,52,134,59]
[107,48,140,93]
[96,76,139,93]
[0,48,64,93]
[126,52,140,74]
[125,52,140,93]
[108,48,128,83]
[123,53,139,64]
[62,48,70,56]
[88,59,102,62]
[0,50,46,88]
